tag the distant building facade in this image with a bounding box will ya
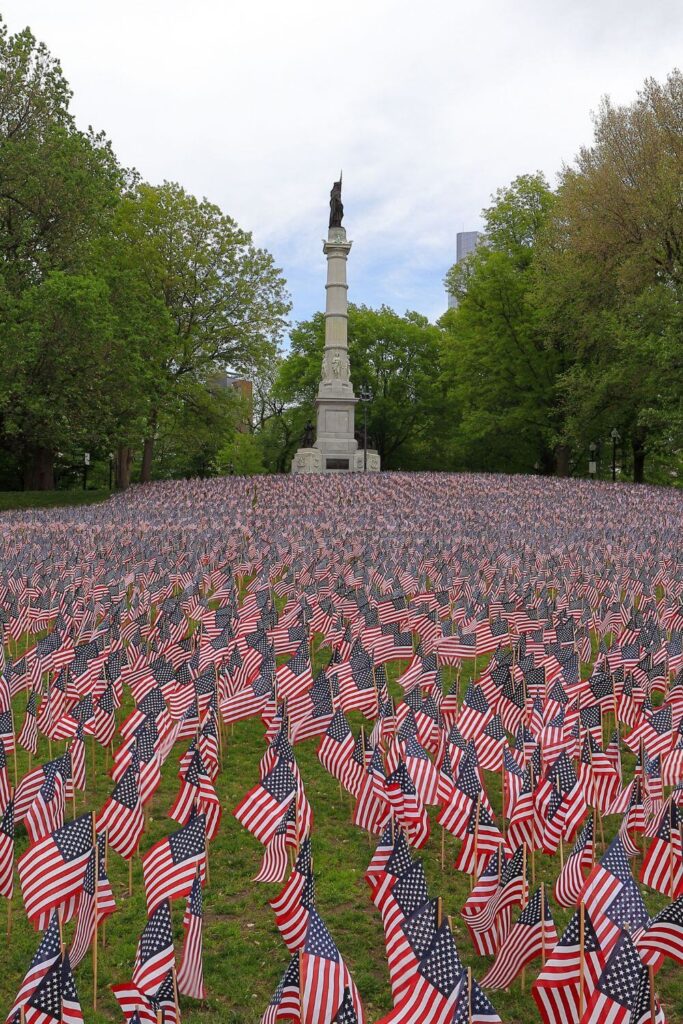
[209,371,253,432]
[447,230,480,310]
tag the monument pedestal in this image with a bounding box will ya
[291,448,323,474]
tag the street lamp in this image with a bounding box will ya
[589,442,597,480]
[108,453,114,491]
[358,386,372,471]
[83,452,90,491]
[610,428,621,483]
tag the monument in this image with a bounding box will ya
[291,178,381,474]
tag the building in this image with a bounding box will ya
[447,230,480,309]
[209,371,253,432]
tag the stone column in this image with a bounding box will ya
[290,206,380,473]
[312,226,358,468]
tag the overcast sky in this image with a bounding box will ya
[4,1,683,327]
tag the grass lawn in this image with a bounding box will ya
[4,645,683,1024]
[0,490,111,512]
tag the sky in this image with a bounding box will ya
[4,0,683,327]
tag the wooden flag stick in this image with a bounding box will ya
[471,792,481,891]
[436,896,443,928]
[579,901,586,1018]
[92,815,98,1011]
[649,965,656,1024]
[540,882,546,965]
[11,707,18,789]
[298,949,303,1018]
[128,855,133,897]
[467,965,473,1023]
[501,748,507,839]
[172,967,180,1021]
[441,826,445,870]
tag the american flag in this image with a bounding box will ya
[579,836,650,952]
[0,792,14,898]
[531,904,604,1024]
[261,952,300,1024]
[176,873,206,999]
[254,799,296,884]
[233,756,297,846]
[142,811,206,915]
[60,953,85,1024]
[169,748,222,841]
[375,921,464,1024]
[70,833,116,969]
[454,800,506,878]
[582,931,664,1024]
[6,911,61,1020]
[554,816,594,907]
[378,862,431,1002]
[317,709,355,787]
[480,886,557,990]
[18,812,93,929]
[270,836,315,952]
[451,969,502,1024]
[384,760,430,850]
[436,757,481,838]
[464,844,525,952]
[639,799,683,898]
[132,899,175,993]
[97,763,144,859]
[111,981,159,1024]
[300,908,364,1024]
[637,894,683,967]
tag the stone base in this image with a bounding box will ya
[291,448,323,474]
[290,447,380,473]
[353,449,381,472]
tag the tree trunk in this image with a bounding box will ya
[632,435,646,483]
[554,444,570,477]
[115,445,133,490]
[140,412,157,484]
[23,447,55,490]
[140,436,154,484]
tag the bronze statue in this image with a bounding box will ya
[329,175,343,228]
[302,420,314,447]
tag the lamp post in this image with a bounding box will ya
[83,452,90,491]
[358,386,371,471]
[589,442,597,480]
[108,453,114,491]
[610,429,620,483]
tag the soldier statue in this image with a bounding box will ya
[329,176,343,228]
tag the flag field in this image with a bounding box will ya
[3,653,681,1023]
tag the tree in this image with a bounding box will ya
[535,72,683,482]
[1,272,114,488]
[441,174,565,474]
[0,18,125,487]
[275,305,447,470]
[109,182,290,482]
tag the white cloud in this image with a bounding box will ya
[5,0,683,323]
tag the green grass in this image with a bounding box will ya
[0,489,111,512]
[3,653,683,1023]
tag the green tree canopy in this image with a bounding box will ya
[440,173,566,474]
[536,72,683,481]
[274,304,448,470]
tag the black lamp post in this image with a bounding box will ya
[358,386,371,471]
[610,428,620,483]
[108,452,114,491]
[589,442,597,480]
